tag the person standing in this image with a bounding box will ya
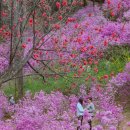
[77,97,85,130]
[86,97,95,130]
[9,95,15,105]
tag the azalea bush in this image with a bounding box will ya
[0,88,124,130]
[103,0,130,19]
[110,62,130,109]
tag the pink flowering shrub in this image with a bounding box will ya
[103,0,130,18]
[123,9,130,21]
[13,91,75,130]
[0,121,14,130]
[90,83,123,129]
[0,92,9,119]
[0,88,122,129]
[0,86,124,130]
[110,62,130,108]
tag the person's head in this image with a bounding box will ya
[9,95,13,100]
[78,97,83,105]
[88,97,92,103]
[11,96,14,100]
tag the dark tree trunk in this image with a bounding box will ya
[16,1,24,99]
[15,70,24,99]
[12,0,24,99]
[83,0,87,6]
[0,0,2,27]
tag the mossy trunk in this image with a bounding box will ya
[0,0,2,27]
[83,0,87,6]
[15,70,24,99]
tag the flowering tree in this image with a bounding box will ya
[0,0,83,98]
[0,0,130,98]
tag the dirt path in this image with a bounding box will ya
[119,112,130,130]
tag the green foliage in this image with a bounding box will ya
[0,36,4,43]
[104,45,130,67]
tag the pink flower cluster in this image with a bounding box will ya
[0,87,124,130]
[110,62,130,108]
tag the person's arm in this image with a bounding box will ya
[90,103,95,112]
[91,103,95,111]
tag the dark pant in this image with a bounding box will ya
[77,116,83,130]
[88,120,92,130]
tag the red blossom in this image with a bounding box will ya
[27,38,31,42]
[87,36,91,42]
[33,54,39,59]
[56,2,61,9]
[63,41,68,46]
[67,17,76,23]
[107,0,111,5]
[94,67,98,73]
[72,1,77,6]
[70,54,76,58]
[18,18,23,22]
[88,13,92,17]
[85,76,90,81]
[62,0,67,6]
[92,77,96,81]
[29,18,33,26]
[89,45,94,49]
[97,85,101,92]
[103,40,108,46]
[88,61,93,65]
[22,43,27,49]
[42,12,47,17]
[53,24,61,29]
[74,23,80,29]
[58,15,63,20]
[80,47,87,52]
[74,73,77,77]
[83,60,87,65]
[118,3,121,9]
[76,37,82,43]
[103,74,109,79]
[111,32,116,38]
[110,11,115,17]
[110,72,114,77]
[5,31,10,36]
[2,11,7,17]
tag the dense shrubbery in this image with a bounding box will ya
[110,62,130,109]
[0,88,124,130]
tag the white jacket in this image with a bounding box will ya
[77,102,84,117]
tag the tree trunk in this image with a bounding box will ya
[15,70,24,99]
[0,0,2,27]
[83,0,87,6]
[12,0,24,99]
[16,1,24,99]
